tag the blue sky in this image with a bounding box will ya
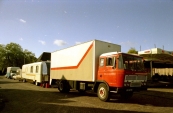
[0,0,173,58]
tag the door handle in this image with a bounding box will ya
[100,75,102,77]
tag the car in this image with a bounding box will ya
[12,69,22,80]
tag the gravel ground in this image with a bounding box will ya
[1,76,173,113]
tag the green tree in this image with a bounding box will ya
[127,47,138,54]
[0,42,37,69]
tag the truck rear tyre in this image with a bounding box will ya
[58,80,70,93]
[97,83,110,102]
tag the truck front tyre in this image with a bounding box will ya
[58,80,70,93]
[97,83,110,102]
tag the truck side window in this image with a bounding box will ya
[100,58,104,66]
[106,58,113,66]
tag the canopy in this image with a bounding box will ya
[138,48,173,68]
[37,52,51,62]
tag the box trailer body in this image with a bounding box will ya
[51,40,121,82]
[50,40,147,102]
[22,61,50,86]
[5,67,20,79]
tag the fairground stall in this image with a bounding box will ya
[138,48,173,82]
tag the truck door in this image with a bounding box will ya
[98,57,117,87]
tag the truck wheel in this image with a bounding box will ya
[97,83,110,102]
[120,91,133,99]
[58,80,70,93]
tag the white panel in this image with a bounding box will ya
[51,41,93,68]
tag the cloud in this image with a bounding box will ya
[75,42,81,45]
[54,39,67,46]
[19,38,23,41]
[19,19,26,23]
[38,40,46,45]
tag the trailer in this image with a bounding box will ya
[5,67,20,79]
[50,40,147,101]
[21,61,50,86]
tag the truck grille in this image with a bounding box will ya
[125,75,147,81]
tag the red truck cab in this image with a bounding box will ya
[96,52,147,101]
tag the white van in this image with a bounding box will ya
[21,61,50,86]
[5,67,20,79]
[12,69,22,80]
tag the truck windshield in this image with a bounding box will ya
[119,54,145,71]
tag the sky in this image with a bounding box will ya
[0,0,173,58]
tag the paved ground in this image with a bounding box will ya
[1,76,173,113]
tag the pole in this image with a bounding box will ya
[150,61,153,79]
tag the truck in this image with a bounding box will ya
[5,67,20,79]
[50,40,147,101]
[21,61,50,86]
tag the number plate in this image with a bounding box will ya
[126,89,133,91]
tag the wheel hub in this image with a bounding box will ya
[99,87,105,98]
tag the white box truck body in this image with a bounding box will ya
[22,61,50,86]
[50,40,121,82]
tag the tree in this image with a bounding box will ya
[127,47,138,54]
[0,42,37,69]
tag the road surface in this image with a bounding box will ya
[0,76,173,113]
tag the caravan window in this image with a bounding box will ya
[36,66,39,73]
[30,66,33,73]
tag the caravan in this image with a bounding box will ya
[21,61,50,86]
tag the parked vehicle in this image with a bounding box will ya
[21,61,50,86]
[13,69,22,80]
[50,40,147,101]
[5,67,20,79]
